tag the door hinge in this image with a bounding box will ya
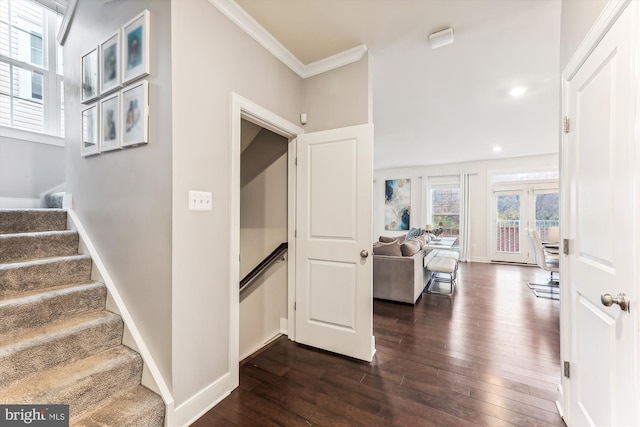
[563,238,569,255]
[564,361,570,378]
[294,229,297,238]
[563,116,571,134]
[294,157,297,166]
[294,302,296,311]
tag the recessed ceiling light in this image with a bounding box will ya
[493,146,502,152]
[509,86,528,97]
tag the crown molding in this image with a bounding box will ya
[57,0,76,45]
[208,0,367,79]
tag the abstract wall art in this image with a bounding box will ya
[385,179,411,230]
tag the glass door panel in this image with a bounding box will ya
[492,190,528,263]
[533,192,559,242]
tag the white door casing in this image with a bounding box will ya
[295,124,375,362]
[561,2,639,425]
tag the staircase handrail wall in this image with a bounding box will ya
[240,242,288,292]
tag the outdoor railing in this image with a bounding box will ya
[496,220,520,253]
[496,220,559,253]
[535,220,559,242]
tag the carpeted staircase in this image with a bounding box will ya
[0,209,165,426]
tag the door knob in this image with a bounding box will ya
[601,292,630,312]
[360,250,369,259]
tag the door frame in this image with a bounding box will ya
[229,93,304,388]
[559,0,638,421]
[490,185,528,263]
[489,180,558,263]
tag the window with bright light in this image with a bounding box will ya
[427,176,461,239]
[0,0,64,138]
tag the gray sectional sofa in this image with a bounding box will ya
[372,230,432,304]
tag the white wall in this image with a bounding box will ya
[301,55,370,132]
[239,128,288,360]
[63,0,173,391]
[374,153,559,263]
[170,0,303,418]
[0,136,64,206]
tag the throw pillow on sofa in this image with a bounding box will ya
[379,234,406,243]
[373,240,402,256]
[412,234,427,247]
[400,238,422,256]
[406,227,424,239]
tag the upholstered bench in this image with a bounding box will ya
[425,255,457,296]
[435,250,459,262]
[434,249,459,279]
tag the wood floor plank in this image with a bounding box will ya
[193,262,566,426]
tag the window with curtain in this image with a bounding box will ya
[427,176,461,239]
[0,0,64,137]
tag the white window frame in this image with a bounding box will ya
[0,0,65,145]
[426,175,461,237]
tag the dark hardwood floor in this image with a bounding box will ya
[193,262,564,426]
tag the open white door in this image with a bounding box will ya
[562,2,639,425]
[295,124,374,362]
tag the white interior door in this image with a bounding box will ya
[563,2,639,425]
[295,124,374,362]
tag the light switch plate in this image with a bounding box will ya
[189,190,212,211]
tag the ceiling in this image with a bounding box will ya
[234,0,562,170]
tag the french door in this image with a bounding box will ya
[491,182,558,263]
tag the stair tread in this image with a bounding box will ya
[0,229,77,239]
[0,282,106,340]
[0,254,91,269]
[0,280,103,304]
[0,230,79,264]
[0,345,140,402]
[0,254,92,299]
[0,310,120,349]
[72,385,164,427]
[0,209,67,234]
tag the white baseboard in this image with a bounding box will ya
[0,197,41,208]
[555,383,565,421]
[279,317,288,335]
[240,332,284,361]
[173,373,234,427]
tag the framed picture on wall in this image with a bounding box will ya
[81,48,99,104]
[100,30,121,95]
[122,10,150,84]
[384,179,411,230]
[81,104,100,156]
[121,80,149,147]
[100,92,121,151]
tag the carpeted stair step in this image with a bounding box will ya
[0,254,92,298]
[72,385,165,426]
[0,230,79,263]
[0,346,143,419]
[0,209,67,234]
[0,282,107,340]
[0,311,123,388]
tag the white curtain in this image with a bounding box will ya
[459,173,471,262]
